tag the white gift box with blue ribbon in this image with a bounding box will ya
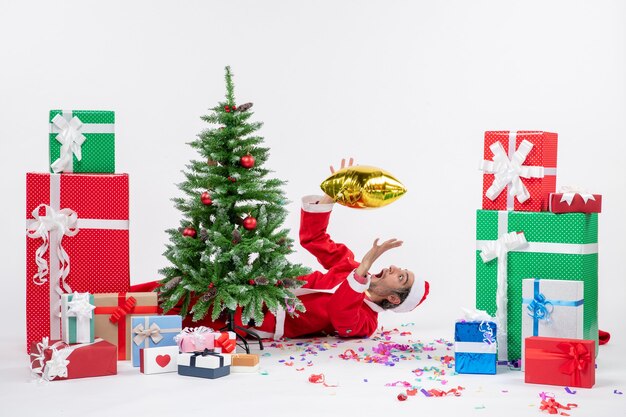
[521,278,584,369]
[454,321,497,374]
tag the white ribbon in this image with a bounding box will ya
[480,135,546,207]
[455,341,497,354]
[30,337,103,382]
[26,173,129,340]
[133,322,164,346]
[559,186,596,205]
[43,346,72,381]
[50,114,86,173]
[478,229,528,360]
[26,204,78,293]
[65,292,95,343]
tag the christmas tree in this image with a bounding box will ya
[159,66,310,326]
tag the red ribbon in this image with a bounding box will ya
[540,398,577,415]
[93,293,158,360]
[215,332,236,353]
[557,342,591,387]
[109,296,137,323]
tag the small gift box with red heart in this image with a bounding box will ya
[130,315,182,367]
[524,336,595,388]
[139,345,179,374]
[549,187,602,214]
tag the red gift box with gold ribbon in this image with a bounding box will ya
[93,292,158,360]
[524,336,595,388]
[26,173,130,353]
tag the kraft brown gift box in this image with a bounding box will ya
[93,292,158,360]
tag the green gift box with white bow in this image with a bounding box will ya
[475,209,598,362]
[49,110,115,173]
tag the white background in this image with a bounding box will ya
[1,1,625,416]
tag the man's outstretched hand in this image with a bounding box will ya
[356,238,403,277]
[318,157,355,204]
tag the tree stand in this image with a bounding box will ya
[219,310,264,354]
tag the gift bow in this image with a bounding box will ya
[108,296,137,323]
[26,204,79,290]
[557,342,591,386]
[479,231,528,263]
[215,332,236,353]
[30,337,71,382]
[174,326,213,349]
[527,292,554,322]
[478,321,495,345]
[50,114,86,173]
[132,322,163,346]
[66,292,95,319]
[559,186,596,205]
[480,139,545,204]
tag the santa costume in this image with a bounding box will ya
[131,195,429,338]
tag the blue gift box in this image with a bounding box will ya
[130,315,182,367]
[454,321,497,374]
[177,350,231,379]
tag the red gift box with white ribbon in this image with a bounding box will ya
[524,336,595,388]
[26,173,130,353]
[480,131,558,212]
[549,187,602,214]
[30,337,117,381]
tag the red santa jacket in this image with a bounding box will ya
[131,196,381,338]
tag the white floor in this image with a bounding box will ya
[1,315,623,417]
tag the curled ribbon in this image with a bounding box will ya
[527,292,554,322]
[559,185,596,206]
[108,296,137,323]
[539,397,577,414]
[26,204,79,288]
[50,114,86,173]
[30,337,71,382]
[480,139,545,204]
[478,321,495,345]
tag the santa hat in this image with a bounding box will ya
[391,277,429,313]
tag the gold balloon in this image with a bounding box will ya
[320,165,407,209]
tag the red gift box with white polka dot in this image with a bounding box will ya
[481,131,558,212]
[26,173,130,353]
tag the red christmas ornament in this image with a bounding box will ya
[248,279,255,285]
[182,227,197,238]
[275,280,283,287]
[240,154,255,169]
[228,176,236,182]
[232,105,237,111]
[201,192,212,205]
[224,105,231,113]
[242,216,257,230]
[208,283,214,288]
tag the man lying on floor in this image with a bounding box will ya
[132,189,429,339]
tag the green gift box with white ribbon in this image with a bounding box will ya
[475,210,598,361]
[49,110,115,173]
[61,292,95,344]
